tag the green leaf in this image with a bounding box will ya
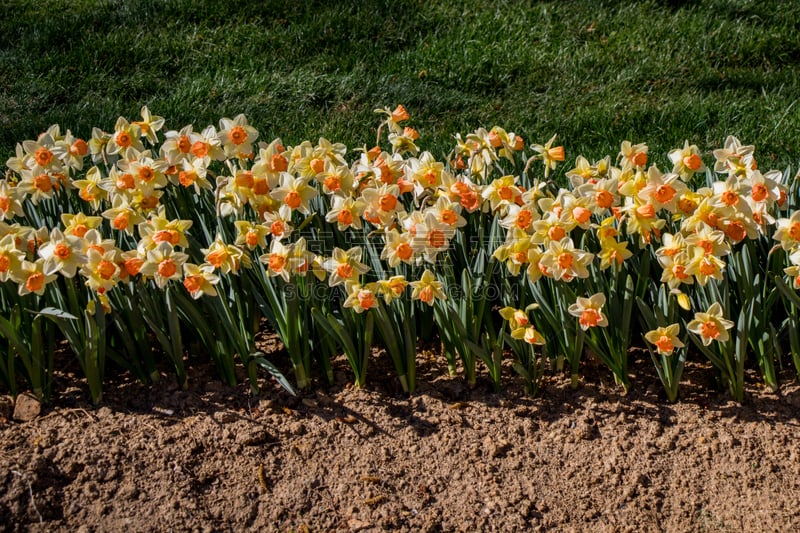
[252,355,295,396]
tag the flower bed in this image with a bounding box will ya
[1,105,799,404]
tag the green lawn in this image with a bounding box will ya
[2,0,799,173]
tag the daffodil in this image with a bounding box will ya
[410,269,446,306]
[361,183,403,227]
[388,132,419,156]
[499,306,530,330]
[182,263,220,299]
[16,169,57,204]
[482,175,521,213]
[202,234,250,274]
[658,251,694,290]
[408,151,448,189]
[412,212,455,264]
[325,195,365,231]
[259,239,293,282]
[61,212,103,239]
[132,106,165,145]
[138,211,192,250]
[51,130,88,172]
[234,220,270,250]
[644,324,684,356]
[618,140,648,169]
[686,303,734,346]
[374,104,409,135]
[159,125,197,164]
[38,228,86,278]
[0,234,24,282]
[685,246,726,286]
[139,242,189,289]
[637,165,687,213]
[668,140,706,180]
[174,157,212,192]
[261,204,294,241]
[684,223,730,257]
[322,246,370,287]
[318,165,355,196]
[575,177,619,214]
[71,166,108,210]
[568,293,609,330]
[81,248,122,293]
[381,228,417,268]
[511,325,546,345]
[0,180,25,222]
[374,275,408,304]
[598,238,632,270]
[343,283,379,313]
[773,211,800,251]
[270,173,318,215]
[531,134,565,179]
[105,117,144,156]
[530,212,573,245]
[538,237,593,282]
[493,229,535,276]
[499,203,539,233]
[22,133,62,174]
[287,237,316,277]
[218,114,258,158]
[13,258,57,296]
[712,135,755,177]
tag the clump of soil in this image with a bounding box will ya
[1,352,799,532]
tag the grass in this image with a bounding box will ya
[1,0,800,173]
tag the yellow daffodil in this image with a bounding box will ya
[270,173,318,215]
[773,211,800,251]
[644,324,685,356]
[81,248,122,293]
[375,275,408,304]
[482,175,521,213]
[182,263,220,299]
[259,239,293,282]
[410,269,446,306]
[381,228,417,268]
[234,220,270,250]
[637,165,687,213]
[202,234,250,274]
[13,258,58,296]
[538,237,593,282]
[618,140,648,169]
[511,325,546,345]
[0,234,25,282]
[105,117,144,156]
[531,134,565,179]
[61,212,103,239]
[0,180,25,222]
[499,306,530,329]
[322,246,370,287]
[686,303,734,346]
[343,283,379,313]
[132,106,165,145]
[598,238,632,270]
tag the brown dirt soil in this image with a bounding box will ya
[1,350,800,533]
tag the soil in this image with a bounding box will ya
[1,348,800,533]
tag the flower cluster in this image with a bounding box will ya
[3,105,799,402]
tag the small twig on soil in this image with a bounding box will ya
[11,470,43,524]
[39,408,97,422]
